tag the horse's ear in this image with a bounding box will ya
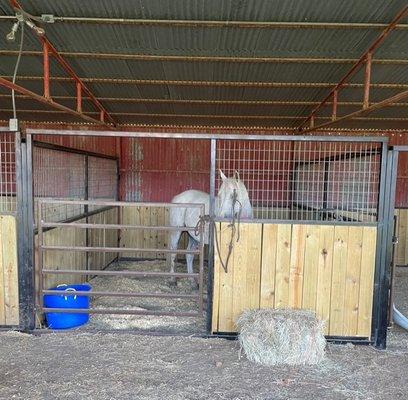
[219,169,227,181]
[234,170,240,181]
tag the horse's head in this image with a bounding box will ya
[217,170,253,219]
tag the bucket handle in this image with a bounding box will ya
[56,285,77,301]
[64,288,77,301]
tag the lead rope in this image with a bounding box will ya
[195,189,242,273]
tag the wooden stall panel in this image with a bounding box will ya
[395,209,408,266]
[88,208,119,270]
[42,219,87,290]
[212,223,377,338]
[214,223,262,333]
[0,215,19,326]
[120,206,188,259]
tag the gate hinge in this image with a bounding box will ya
[392,236,399,244]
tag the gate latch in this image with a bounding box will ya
[392,235,399,245]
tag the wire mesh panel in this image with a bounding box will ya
[33,145,119,223]
[33,146,86,222]
[215,139,382,223]
[88,156,118,200]
[0,133,17,213]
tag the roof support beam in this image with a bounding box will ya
[2,75,408,89]
[300,89,408,133]
[7,0,116,126]
[1,15,408,30]
[1,94,407,108]
[1,107,407,123]
[1,50,407,65]
[298,4,408,131]
[0,77,113,127]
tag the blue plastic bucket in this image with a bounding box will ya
[43,284,91,329]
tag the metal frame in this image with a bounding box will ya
[36,198,206,319]
[299,4,408,133]
[1,0,115,127]
[14,129,390,346]
[3,76,408,90]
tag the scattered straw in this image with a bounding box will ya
[237,308,326,366]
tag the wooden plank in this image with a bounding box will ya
[329,226,349,336]
[231,226,248,329]
[289,224,307,308]
[217,222,236,332]
[302,225,320,311]
[211,222,221,333]
[274,224,292,308]
[244,224,262,311]
[1,216,19,325]
[343,226,363,336]
[357,227,377,338]
[260,224,278,308]
[316,225,335,335]
[398,209,407,265]
[0,217,5,325]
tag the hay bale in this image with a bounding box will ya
[237,308,326,366]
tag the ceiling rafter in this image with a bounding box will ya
[1,15,408,30]
[1,94,407,107]
[1,108,407,122]
[1,76,407,89]
[298,4,408,132]
[1,50,407,64]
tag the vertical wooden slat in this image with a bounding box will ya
[0,218,5,324]
[397,209,407,265]
[211,222,221,333]
[344,226,363,336]
[274,224,292,308]
[1,216,19,325]
[302,225,320,311]
[244,224,262,311]
[358,227,377,337]
[260,224,278,308]
[329,226,349,336]
[316,225,335,334]
[231,225,248,326]
[217,222,235,332]
[289,224,307,308]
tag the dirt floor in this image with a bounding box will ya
[0,266,407,399]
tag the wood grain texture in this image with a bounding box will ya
[260,224,278,308]
[0,216,19,325]
[329,226,349,335]
[358,227,377,337]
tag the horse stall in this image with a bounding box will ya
[0,128,392,347]
[1,129,393,346]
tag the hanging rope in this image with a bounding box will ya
[195,189,242,273]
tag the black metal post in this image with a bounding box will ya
[372,146,396,348]
[16,133,35,332]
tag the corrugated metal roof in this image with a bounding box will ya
[0,0,407,130]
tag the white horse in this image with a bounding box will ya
[168,170,253,284]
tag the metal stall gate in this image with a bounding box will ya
[36,199,205,321]
[18,130,391,346]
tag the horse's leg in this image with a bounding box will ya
[186,234,199,290]
[168,230,182,286]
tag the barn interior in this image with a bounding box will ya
[0,1,407,343]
